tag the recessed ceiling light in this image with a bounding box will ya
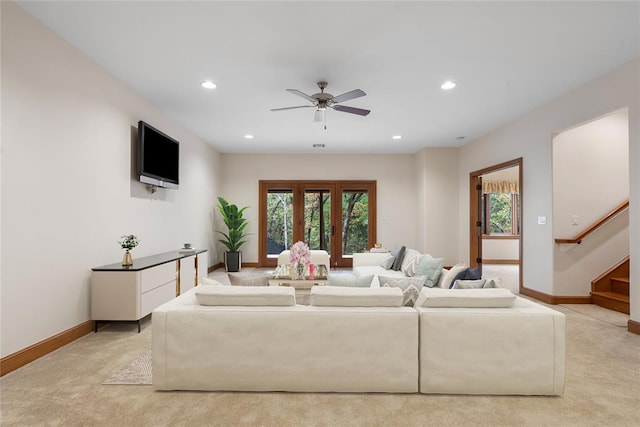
[244,134,254,139]
[392,135,402,140]
[201,80,216,89]
[441,81,456,90]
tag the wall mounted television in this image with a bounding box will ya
[137,120,179,189]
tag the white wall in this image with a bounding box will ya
[483,239,519,261]
[553,110,629,237]
[414,148,459,263]
[0,3,221,357]
[459,59,639,323]
[219,153,460,264]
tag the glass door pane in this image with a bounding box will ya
[266,190,293,257]
[304,190,331,254]
[341,190,369,255]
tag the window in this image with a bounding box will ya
[483,193,520,235]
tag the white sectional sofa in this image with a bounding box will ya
[153,285,419,393]
[152,285,565,395]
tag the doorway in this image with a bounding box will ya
[469,158,523,292]
[259,180,377,268]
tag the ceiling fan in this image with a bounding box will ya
[271,81,370,126]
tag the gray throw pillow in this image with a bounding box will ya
[414,254,444,287]
[391,246,406,271]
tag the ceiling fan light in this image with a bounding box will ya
[313,109,325,122]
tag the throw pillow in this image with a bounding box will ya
[227,273,270,286]
[380,254,395,270]
[401,252,423,277]
[378,275,424,306]
[414,254,444,287]
[483,279,497,288]
[449,268,469,288]
[391,246,406,271]
[400,249,421,275]
[438,263,467,289]
[448,265,482,288]
[328,274,374,287]
[452,279,487,289]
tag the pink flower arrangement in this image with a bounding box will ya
[289,241,311,267]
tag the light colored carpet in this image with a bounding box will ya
[560,303,629,327]
[103,350,152,385]
[2,299,639,426]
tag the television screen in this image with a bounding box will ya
[137,121,179,189]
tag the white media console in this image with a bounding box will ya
[91,249,208,332]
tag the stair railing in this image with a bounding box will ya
[555,199,629,244]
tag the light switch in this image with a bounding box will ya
[537,216,547,225]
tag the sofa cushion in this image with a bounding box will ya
[378,275,425,306]
[391,246,406,271]
[451,279,486,289]
[195,285,296,306]
[228,272,270,286]
[414,254,444,287]
[415,288,516,308]
[199,277,228,286]
[328,274,374,287]
[380,254,395,270]
[310,286,403,307]
[439,263,467,289]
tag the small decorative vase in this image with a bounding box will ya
[122,250,133,266]
[295,263,305,280]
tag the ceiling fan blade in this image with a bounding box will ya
[331,89,366,104]
[271,105,315,111]
[286,89,317,103]
[332,105,371,116]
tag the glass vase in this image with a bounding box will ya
[295,263,305,280]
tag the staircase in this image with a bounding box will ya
[591,257,630,314]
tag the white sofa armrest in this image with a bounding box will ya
[278,250,330,268]
[352,252,391,268]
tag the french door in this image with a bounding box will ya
[259,181,376,268]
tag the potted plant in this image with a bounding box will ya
[216,196,250,272]
[118,234,139,266]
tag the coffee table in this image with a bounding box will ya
[268,277,328,304]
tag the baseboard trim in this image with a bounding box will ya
[208,262,224,273]
[0,320,94,377]
[483,259,520,265]
[207,261,262,273]
[519,286,591,305]
[628,319,640,335]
